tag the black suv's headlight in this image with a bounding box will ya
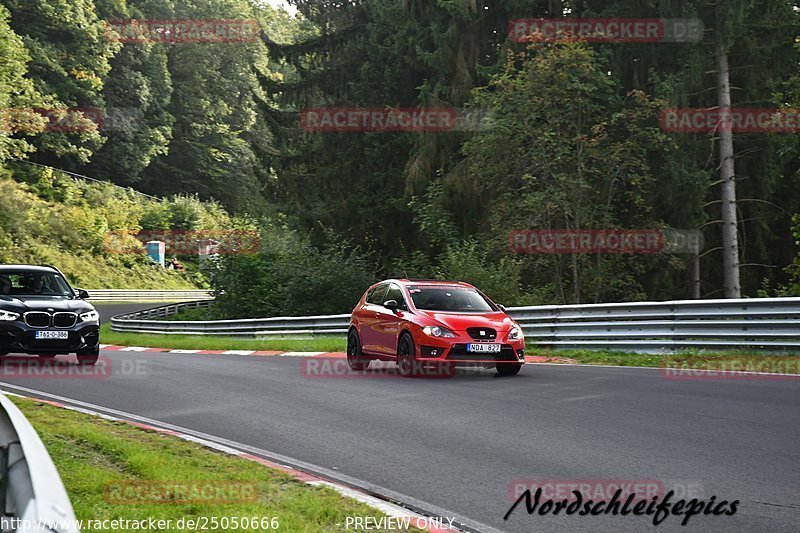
[0,310,19,321]
[79,310,99,322]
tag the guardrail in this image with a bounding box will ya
[513,297,800,352]
[110,297,800,353]
[112,300,348,336]
[0,393,77,532]
[87,289,214,302]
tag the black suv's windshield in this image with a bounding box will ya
[0,271,73,297]
[408,286,495,312]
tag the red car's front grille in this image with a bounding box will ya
[466,327,497,340]
[445,344,517,361]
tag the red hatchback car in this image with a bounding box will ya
[348,280,525,377]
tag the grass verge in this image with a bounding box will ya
[100,324,347,352]
[11,395,420,532]
[526,348,800,374]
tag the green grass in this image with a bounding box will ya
[100,324,346,352]
[525,347,800,372]
[12,395,421,532]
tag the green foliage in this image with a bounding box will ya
[1,0,799,307]
[459,42,678,303]
[769,214,800,297]
[435,239,522,306]
[0,172,238,288]
[0,3,43,160]
[209,228,376,317]
[1,0,117,164]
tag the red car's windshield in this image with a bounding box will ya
[408,286,495,312]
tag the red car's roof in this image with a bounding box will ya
[396,279,474,288]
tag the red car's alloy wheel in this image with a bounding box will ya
[347,330,370,371]
[397,334,416,377]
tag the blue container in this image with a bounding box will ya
[146,240,166,266]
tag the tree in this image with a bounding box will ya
[0,3,44,163]
[1,0,117,166]
[86,0,174,187]
[462,41,674,303]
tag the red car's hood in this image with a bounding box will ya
[418,311,514,332]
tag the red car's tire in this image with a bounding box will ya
[496,363,523,376]
[347,330,370,371]
[397,333,418,378]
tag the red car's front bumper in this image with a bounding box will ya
[411,330,525,366]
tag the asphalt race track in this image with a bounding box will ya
[1,350,798,532]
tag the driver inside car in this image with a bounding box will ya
[25,274,51,294]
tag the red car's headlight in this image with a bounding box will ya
[422,325,456,338]
[507,325,524,341]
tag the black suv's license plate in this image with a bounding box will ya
[35,330,69,340]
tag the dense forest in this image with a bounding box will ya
[1,0,799,315]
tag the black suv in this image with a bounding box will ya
[0,265,100,364]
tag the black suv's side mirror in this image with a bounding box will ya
[383,299,399,313]
[497,304,506,312]
[76,289,90,299]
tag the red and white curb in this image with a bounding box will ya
[100,344,335,357]
[4,390,461,533]
[99,345,566,365]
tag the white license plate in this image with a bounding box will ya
[35,331,69,340]
[467,343,501,353]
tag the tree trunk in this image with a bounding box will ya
[689,246,701,299]
[716,43,741,298]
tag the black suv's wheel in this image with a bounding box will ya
[397,333,418,378]
[496,363,523,376]
[346,330,370,371]
[77,346,100,366]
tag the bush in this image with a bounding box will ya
[209,228,376,318]
[0,170,237,289]
[435,239,524,306]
